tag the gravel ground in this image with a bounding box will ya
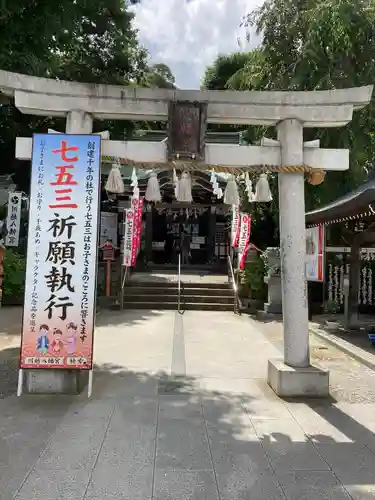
[250,317,375,403]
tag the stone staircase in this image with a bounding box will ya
[121,273,235,311]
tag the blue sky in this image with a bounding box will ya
[131,0,263,89]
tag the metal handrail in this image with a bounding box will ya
[228,255,241,314]
[177,252,182,313]
[120,266,129,310]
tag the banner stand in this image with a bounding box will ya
[17,369,23,397]
[87,369,93,398]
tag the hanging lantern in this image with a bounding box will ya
[224,175,239,205]
[105,164,125,194]
[177,172,193,203]
[145,171,162,202]
[254,174,272,202]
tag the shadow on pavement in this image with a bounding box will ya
[0,350,374,497]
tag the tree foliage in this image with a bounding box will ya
[202,0,375,248]
[145,63,176,89]
[0,0,176,191]
[241,0,375,209]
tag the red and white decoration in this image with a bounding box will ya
[123,208,134,267]
[238,214,252,270]
[130,197,144,266]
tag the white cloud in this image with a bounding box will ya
[131,0,262,89]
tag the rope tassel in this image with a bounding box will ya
[254,174,272,203]
[177,172,193,202]
[105,164,125,194]
[145,171,162,202]
[224,175,239,205]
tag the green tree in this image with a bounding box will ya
[202,52,252,90]
[0,0,152,190]
[240,0,375,209]
[145,63,176,89]
[0,0,148,83]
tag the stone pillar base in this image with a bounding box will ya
[25,369,86,394]
[267,359,329,397]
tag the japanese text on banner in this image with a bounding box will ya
[123,209,134,267]
[20,134,101,370]
[238,214,252,270]
[231,205,240,248]
[130,197,144,266]
[5,192,22,247]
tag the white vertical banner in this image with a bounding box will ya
[231,204,240,247]
[5,191,22,247]
[305,225,325,282]
[123,208,134,267]
[20,134,101,370]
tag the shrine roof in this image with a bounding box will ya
[305,174,375,226]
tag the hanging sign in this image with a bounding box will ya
[5,191,22,247]
[20,134,101,370]
[238,214,252,270]
[231,205,240,247]
[305,225,325,282]
[123,208,134,267]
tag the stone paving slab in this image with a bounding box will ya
[2,311,375,498]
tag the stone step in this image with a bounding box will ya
[122,294,234,304]
[128,281,231,290]
[121,302,235,311]
[123,286,233,297]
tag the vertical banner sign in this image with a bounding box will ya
[5,191,22,247]
[20,134,101,370]
[238,214,252,270]
[123,209,134,267]
[130,197,139,266]
[305,225,325,282]
[136,198,144,254]
[130,197,144,266]
[231,205,240,247]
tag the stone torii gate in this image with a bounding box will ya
[0,70,372,396]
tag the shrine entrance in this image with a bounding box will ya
[121,169,230,271]
[5,69,371,397]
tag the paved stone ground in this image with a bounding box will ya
[1,309,375,498]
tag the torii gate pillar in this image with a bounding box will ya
[267,119,328,397]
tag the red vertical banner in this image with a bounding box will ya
[130,197,144,267]
[317,224,325,282]
[238,214,251,270]
[136,198,144,257]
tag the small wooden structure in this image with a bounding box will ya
[306,171,375,326]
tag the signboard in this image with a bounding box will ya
[20,134,101,370]
[5,191,22,247]
[123,208,134,267]
[231,205,240,247]
[100,212,118,246]
[305,225,325,282]
[238,214,251,270]
[130,197,144,266]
